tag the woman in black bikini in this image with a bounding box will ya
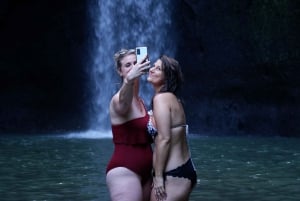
[147,55,197,201]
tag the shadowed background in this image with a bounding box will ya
[0,0,299,136]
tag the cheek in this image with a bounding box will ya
[124,68,131,76]
[119,67,131,76]
[156,73,164,81]
[153,75,165,85]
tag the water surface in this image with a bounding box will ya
[0,134,299,201]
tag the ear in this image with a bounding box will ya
[117,68,122,76]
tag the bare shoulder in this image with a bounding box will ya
[153,92,176,100]
[110,93,119,106]
[153,92,177,103]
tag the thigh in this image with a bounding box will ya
[106,167,143,201]
[142,177,152,201]
[164,176,192,201]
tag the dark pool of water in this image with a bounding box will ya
[0,134,299,201]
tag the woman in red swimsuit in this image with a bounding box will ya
[106,48,153,201]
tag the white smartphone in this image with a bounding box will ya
[136,46,148,63]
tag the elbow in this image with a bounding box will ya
[158,135,171,145]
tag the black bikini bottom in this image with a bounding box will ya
[154,158,197,188]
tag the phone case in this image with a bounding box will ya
[136,46,147,63]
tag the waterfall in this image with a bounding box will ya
[88,0,178,134]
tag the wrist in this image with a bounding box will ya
[154,172,163,177]
[124,78,134,85]
[154,175,164,182]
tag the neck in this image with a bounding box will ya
[153,85,163,94]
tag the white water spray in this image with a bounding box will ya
[87,0,177,137]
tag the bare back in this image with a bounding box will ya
[153,92,190,171]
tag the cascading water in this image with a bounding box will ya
[87,0,178,137]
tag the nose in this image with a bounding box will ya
[149,66,155,72]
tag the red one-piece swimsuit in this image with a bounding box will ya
[106,113,153,184]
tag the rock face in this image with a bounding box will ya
[0,0,92,134]
[0,0,299,136]
[175,0,300,136]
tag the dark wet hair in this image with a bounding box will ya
[113,48,135,71]
[159,55,184,95]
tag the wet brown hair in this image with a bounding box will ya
[159,55,184,95]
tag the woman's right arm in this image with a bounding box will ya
[112,59,150,116]
[112,77,134,116]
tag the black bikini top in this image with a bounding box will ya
[147,110,158,137]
